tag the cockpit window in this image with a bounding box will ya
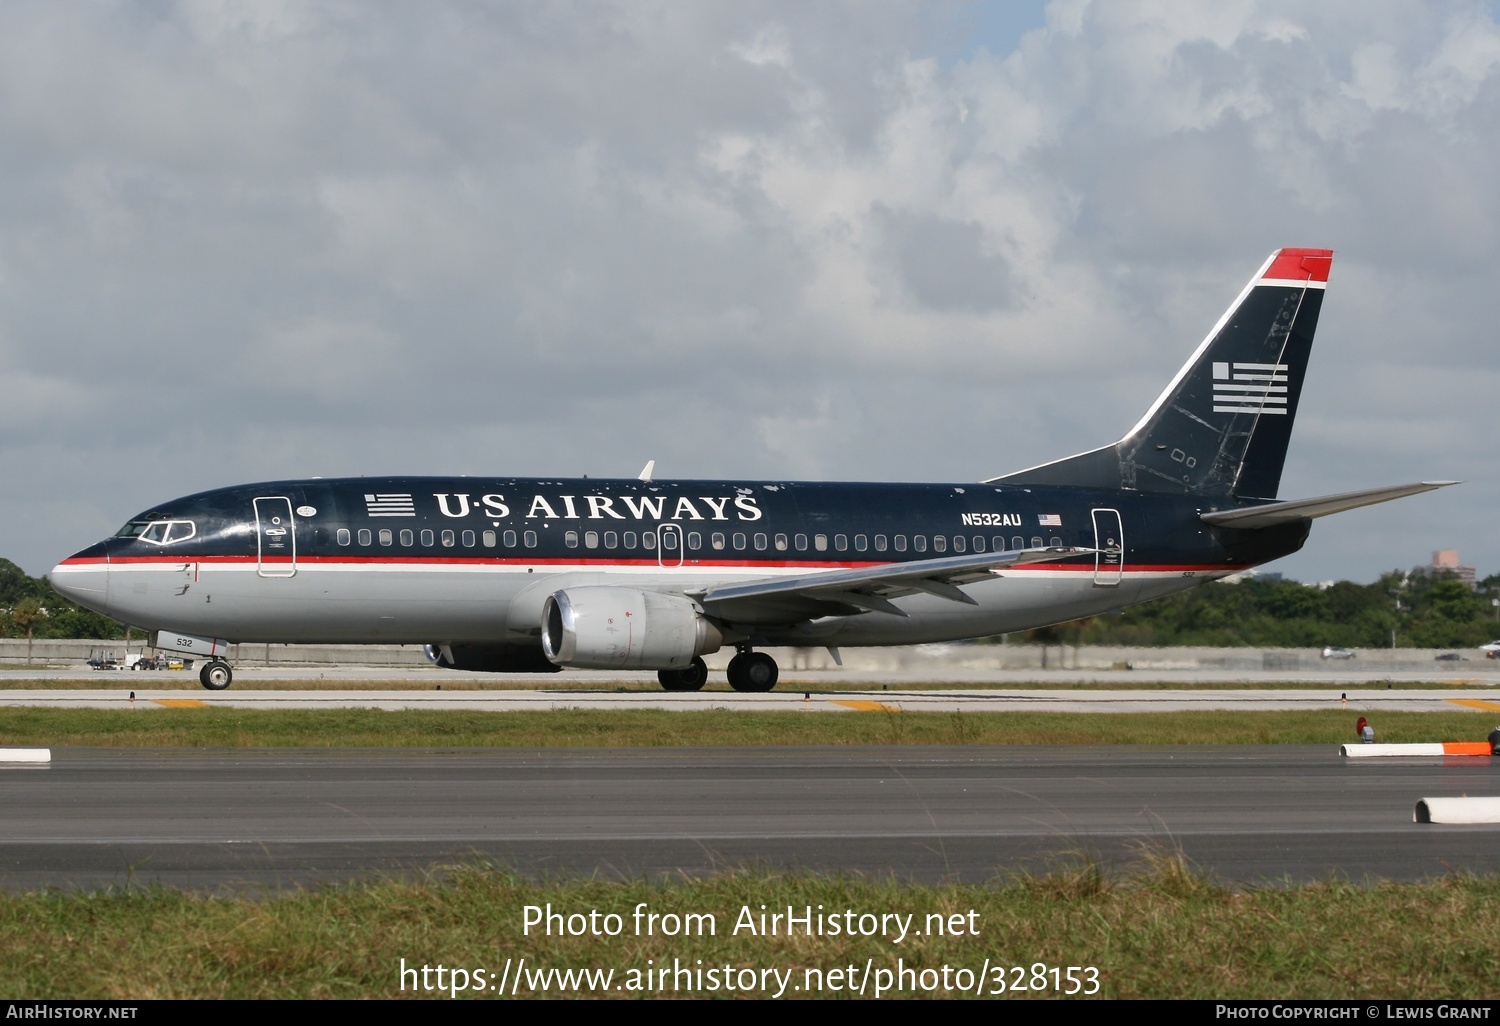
[120,519,197,545]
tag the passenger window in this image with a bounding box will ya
[643,533,656,550]
[336,529,351,546]
[855,535,867,552]
[972,536,984,552]
[814,534,827,551]
[565,531,579,548]
[687,532,701,550]
[894,535,907,552]
[623,532,637,549]
[379,529,393,546]
[484,530,497,548]
[661,532,678,550]
[754,533,767,551]
[992,536,1003,551]
[1031,536,1043,549]
[358,529,372,546]
[419,529,433,546]
[604,531,618,549]
[932,536,946,553]
[1050,536,1062,547]
[502,530,517,548]
[733,533,746,550]
[523,531,537,548]
[794,534,807,551]
[711,533,725,550]
[951,536,964,553]
[874,535,887,552]
[585,531,598,549]
[834,535,847,552]
[913,536,927,553]
[462,530,475,547]
[774,534,788,551]
[1011,536,1024,551]
[439,530,454,547]
[400,529,414,546]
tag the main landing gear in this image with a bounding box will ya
[658,657,709,692]
[654,649,781,692]
[199,659,233,690]
[726,649,778,693]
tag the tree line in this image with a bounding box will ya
[4,556,1498,650]
[0,559,124,640]
[1022,570,1500,649]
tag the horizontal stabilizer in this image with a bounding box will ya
[692,547,1092,623]
[1199,481,1458,529]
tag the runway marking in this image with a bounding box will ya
[831,700,903,713]
[152,699,209,709]
[1446,699,1500,713]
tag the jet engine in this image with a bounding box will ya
[541,587,723,670]
[424,642,561,673]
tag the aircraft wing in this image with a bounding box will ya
[691,547,1092,622]
[1199,481,1458,529]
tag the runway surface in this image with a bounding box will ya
[2,746,1498,891]
[2,686,1499,713]
[8,663,1500,688]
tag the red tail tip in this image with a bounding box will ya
[1263,248,1333,283]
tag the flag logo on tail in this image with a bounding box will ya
[1212,362,1288,415]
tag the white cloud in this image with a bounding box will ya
[3,0,1499,585]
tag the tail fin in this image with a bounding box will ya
[989,248,1332,499]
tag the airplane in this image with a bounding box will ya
[50,248,1453,692]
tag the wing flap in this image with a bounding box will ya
[694,547,1091,624]
[1200,481,1458,529]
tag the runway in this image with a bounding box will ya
[2,686,1499,713]
[2,746,1497,891]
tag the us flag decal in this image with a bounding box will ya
[1212,361,1288,415]
[364,493,416,517]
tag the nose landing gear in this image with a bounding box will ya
[199,660,233,690]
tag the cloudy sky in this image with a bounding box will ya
[2,0,1497,585]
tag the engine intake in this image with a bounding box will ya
[541,587,723,670]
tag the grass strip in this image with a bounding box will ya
[0,708,1492,747]
[3,859,1498,999]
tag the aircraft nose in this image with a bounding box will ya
[50,543,110,607]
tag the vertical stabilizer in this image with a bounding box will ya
[989,248,1332,499]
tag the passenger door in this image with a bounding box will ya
[1091,508,1123,586]
[254,496,297,578]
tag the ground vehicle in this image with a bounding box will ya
[1480,640,1500,659]
[1320,646,1355,659]
[86,649,119,670]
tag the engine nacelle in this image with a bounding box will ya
[424,642,561,673]
[541,587,723,670]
